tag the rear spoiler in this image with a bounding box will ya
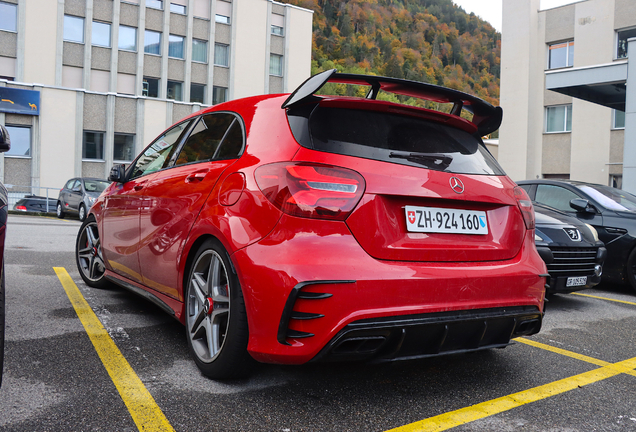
[281,69,503,137]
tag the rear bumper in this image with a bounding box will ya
[231,216,546,365]
[312,306,542,363]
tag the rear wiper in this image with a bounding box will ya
[389,152,453,170]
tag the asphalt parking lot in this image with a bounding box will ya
[0,214,635,431]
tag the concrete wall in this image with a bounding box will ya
[232,0,268,99]
[40,88,77,189]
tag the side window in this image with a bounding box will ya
[72,181,82,192]
[535,185,580,212]
[216,120,244,159]
[65,179,76,190]
[130,120,192,179]
[174,113,240,166]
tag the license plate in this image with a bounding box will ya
[566,276,587,287]
[405,205,488,235]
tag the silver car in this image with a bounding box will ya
[56,178,110,221]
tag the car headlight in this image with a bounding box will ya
[87,196,97,205]
[585,223,599,242]
[535,231,545,242]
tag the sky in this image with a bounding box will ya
[451,0,580,33]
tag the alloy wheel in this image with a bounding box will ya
[186,250,231,363]
[76,221,105,283]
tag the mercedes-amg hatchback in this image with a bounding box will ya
[76,70,547,379]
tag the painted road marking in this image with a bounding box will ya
[386,341,636,432]
[54,267,175,432]
[573,292,636,306]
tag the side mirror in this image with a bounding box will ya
[570,198,595,213]
[108,164,126,183]
[0,124,11,153]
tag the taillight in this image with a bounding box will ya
[255,162,366,221]
[15,205,27,211]
[514,186,535,229]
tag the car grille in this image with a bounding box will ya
[547,247,598,276]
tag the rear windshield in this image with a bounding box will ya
[305,107,504,175]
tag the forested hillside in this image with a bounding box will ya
[282,0,501,106]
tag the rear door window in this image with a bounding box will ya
[305,107,504,175]
[174,113,242,166]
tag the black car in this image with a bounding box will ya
[533,203,605,295]
[518,179,636,291]
[14,195,57,213]
[0,124,11,388]
[57,178,110,221]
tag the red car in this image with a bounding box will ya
[76,70,547,379]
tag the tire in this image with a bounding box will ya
[76,216,109,289]
[0,268,4,389]
[626,248,636,292]
[185,239,253,380]
[78,204,86,222]
[56,202,65,219]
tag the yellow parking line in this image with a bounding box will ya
[515,338,610,367]
[516,338,636,378]
[386,355,636,432]
[572,292,636,306]
[54,267,175,432]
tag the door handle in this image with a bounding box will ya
[186,169,209,183]
[133,181,148,191]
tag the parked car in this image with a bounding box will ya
[57,178,110,221]
[76,70,547,380]
[533,203,606,295]
[518,179,636,290]
[0,124,12,388]
[13,195,57,213]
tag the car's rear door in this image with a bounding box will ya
[101,119,193,284]
[138,112,244,299]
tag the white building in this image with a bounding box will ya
[0,0,312,197]
[499,0,636,191]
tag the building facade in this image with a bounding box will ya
[0,0,312,195]
[499,0,636,188]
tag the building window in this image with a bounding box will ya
[168,34,184,59]
[144,30,161,55]
[143,77,159,97]
[617,28,636,59]
[5,126,30,157]
[170,3,186,14]
[546,105,572,133]
[548,40,574,69]
[167,80,183,101]
[214,43,229,67]
[83,131,105,160]
[190,83,205,103]
[92,21,111,47]
[64,15,85,43]
[610,174,622,189]
[613,109,625,129]
[146,0,163,10]
[192,39,208,63]
[215,14,230,24]
[0,2,18,32]
[119,25,137,51]
[270,54,283,76]
[271,25,284,36]
[212,86,227,105]
[114,134,135,162]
